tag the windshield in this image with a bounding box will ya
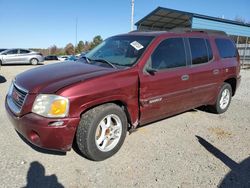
[85,35,154,67]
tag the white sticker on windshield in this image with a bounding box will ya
[130,41,144,50]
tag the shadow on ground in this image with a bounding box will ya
[17,131,66,156]
[0,75,7,83]
[196,136,250,187]
[24,161,64,188]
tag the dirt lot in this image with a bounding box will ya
[0,62,249,188]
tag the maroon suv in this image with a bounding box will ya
[5,30,241,161]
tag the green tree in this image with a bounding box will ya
[76,40,84,54]
[84,41,90,51]
[90,35,103,50]
[65,43,75,55]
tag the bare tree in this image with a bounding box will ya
[65,43,75,55]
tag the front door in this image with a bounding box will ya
[139,37,193,125]
[2,49,19,64]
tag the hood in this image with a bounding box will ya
[15,62,115,93]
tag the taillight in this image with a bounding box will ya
[236,51,240,64]
[236,50,241,74]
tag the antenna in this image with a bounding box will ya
[131,0,135,31]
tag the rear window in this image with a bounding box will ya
[215,38,237,58]
[189,38,211,65]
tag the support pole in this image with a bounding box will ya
[75,17,78,55]
[236,36,239,45]
[243,37,248,68]
[131,0,135,31]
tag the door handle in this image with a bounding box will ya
[181,74,189,81]
[213,69,219,75]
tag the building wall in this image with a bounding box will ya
[192,17,250,37]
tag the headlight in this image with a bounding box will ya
[32,94,69,118]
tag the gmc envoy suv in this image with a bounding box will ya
[5,29,241,161]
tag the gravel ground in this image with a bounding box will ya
[0,62,249,188]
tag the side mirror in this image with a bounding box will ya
[146,67,157,75]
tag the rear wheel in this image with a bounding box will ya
[30,58,38,65]
[76,103,127,161]
[209,83,232,114]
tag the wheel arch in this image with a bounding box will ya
[224,77,237,96]
[79,100,133,130]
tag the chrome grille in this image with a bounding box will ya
[10,84,28,113]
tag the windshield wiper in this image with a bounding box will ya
[112,63,132,67]
[80,56,91,64]
[92,59,117,69]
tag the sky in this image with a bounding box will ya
[0,0,249,48]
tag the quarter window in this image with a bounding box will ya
[215,38,237,58]
[150,38,186,70]
[189,38,209,65]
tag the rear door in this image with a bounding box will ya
[139,37,193,124]
[187,37,221,106]
[18,49,31,63]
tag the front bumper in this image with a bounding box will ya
[5,99,80,152]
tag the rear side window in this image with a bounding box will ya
[215,38,237,58]
[189,38,211,65]
[19,49,30,54]
[151,38,186,70]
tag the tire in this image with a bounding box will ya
[208,83,232,114]
[30,58,38,65]
[76,103,127,161]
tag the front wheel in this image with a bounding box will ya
[209,83,232,114]
[76,103,127,161]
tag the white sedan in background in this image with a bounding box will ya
[0,49,44,65]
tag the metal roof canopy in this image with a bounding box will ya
[135,7,250,37]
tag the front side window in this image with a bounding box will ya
[215,38,237,58]
[85,36,154,68]
[6,49,18,55]
[189,38,209,65]
[149,38,186,70]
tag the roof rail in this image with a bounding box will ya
[129,30,141,33]
[170,28,227,36]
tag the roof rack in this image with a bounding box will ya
[170,28,227,36]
